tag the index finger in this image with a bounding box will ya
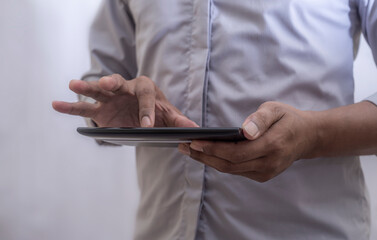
[69,80,113,102]
[98,74,133,94]
[135,77,156,127]
[98,74,157,127]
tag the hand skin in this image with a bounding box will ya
[178,101,377,183]
[52,74,198,128]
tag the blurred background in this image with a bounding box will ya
[0,1,376,240]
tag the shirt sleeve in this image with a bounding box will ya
[358,0,377,105]
[80,0,137,113]
[81,0,137,83]
[79,0,137,145]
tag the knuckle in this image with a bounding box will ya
[260,101,284,118]
[260,101,280,110]
[78,108,86,117]
[256,111,270,129]
[256,173,274,183]
[68,106,75,115]
[255,176,268,183]
[272,105,284,118]
[251,109,272,131]
[227,165,237,173]
[201,145,216,156]
[189,151,198,159]
[200,145,210,154]
[258,158,276,172]
[263,174,274,182]
[256,178,268,183]
[92,90,101,100]
[266,136,284,153]
[111,73,123,79]
[233,150,248,163]
[263,161,280,174]
[269,160,281,171]
[138,87,155,97]
[92,107,100,119]
[104,74,125,93]
[266,172,276,180]
[139,107,155,116]
[110,74,124,85]
[259,101,275,110]
[138,75,152,83]
[216,163,231,173]
[260,161,272,172]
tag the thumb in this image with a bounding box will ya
[242,102,284,140]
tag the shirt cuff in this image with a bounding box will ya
[363,93,377,156]
[364,92,377,106]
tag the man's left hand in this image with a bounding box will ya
[178,101,318,182]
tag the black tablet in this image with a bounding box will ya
[77,127,245,147]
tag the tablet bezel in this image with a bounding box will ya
[77,127,245,147]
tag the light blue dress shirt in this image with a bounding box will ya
[82,0,377,239]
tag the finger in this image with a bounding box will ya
[189,139,268,163]
[99,75,155,127]
[242,101,285,140]
[178,143,191,155]
[188,148,233,173]
[158,103,199,127]
[98,74,134,94]
[238,171,275,183]
[69,80,113,102]
[173,115,199,127]
[187,147,267,174]
[179,143,272,175]
[179,144,275,182]
[135,77,157,127]
[52,101,98,118]
[192,150,269,174]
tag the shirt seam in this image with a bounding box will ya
[179,0,195,239]
[194,0,213,239]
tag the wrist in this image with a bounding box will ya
[300,110,326,159]
[301,102,377,158]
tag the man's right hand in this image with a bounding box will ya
[52,74,198,128]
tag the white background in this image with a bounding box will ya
[0,1,376,239]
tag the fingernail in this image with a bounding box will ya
[141,116,152,127]
[178,144,190,155]
[243,121,259,138]
[190,142,204,152]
